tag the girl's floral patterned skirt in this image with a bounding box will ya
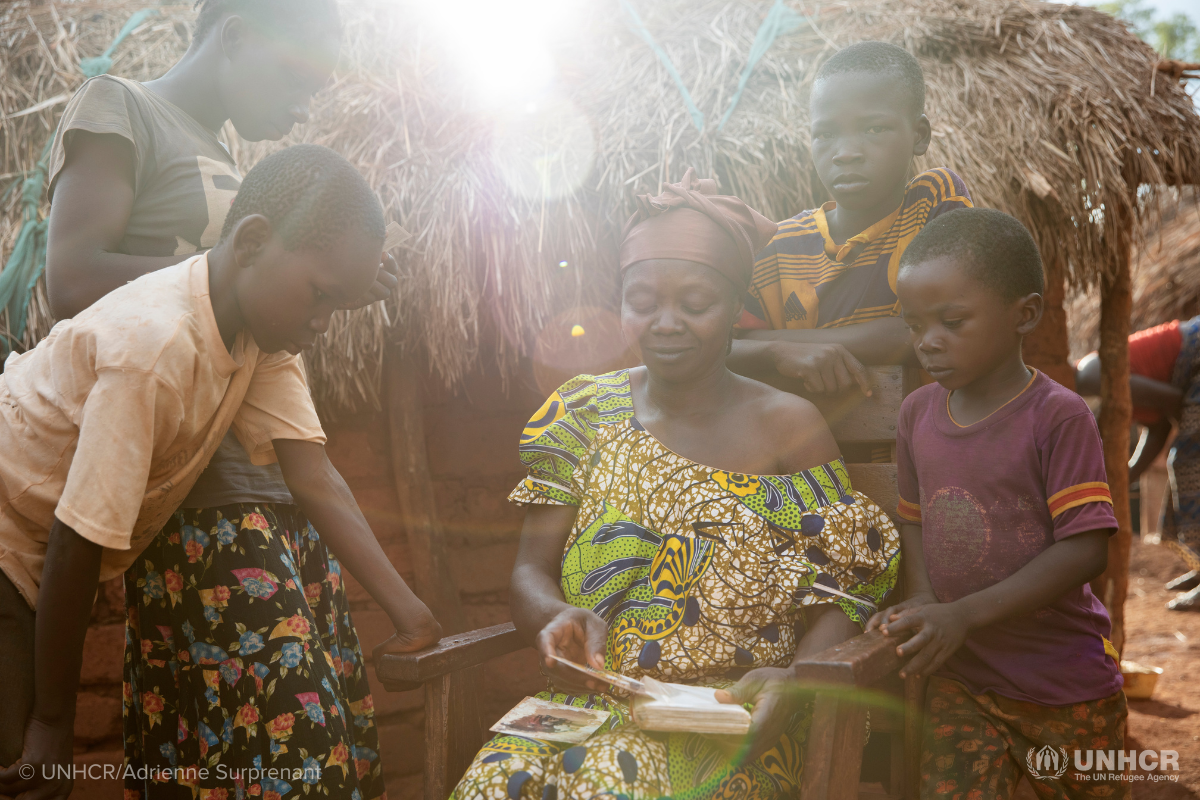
[122,504,384,800]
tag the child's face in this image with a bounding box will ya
[235,228,383,355]
[809,71,930,211]
[897,256,1041,391]
[218,22,339,142]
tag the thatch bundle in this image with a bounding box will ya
[1068,190,1200,360]
[3,0,1199,418]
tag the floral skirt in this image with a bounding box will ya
[122,504,384,800]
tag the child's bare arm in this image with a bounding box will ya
[866,523,935,630]
[46,132,185,319]
[0,520,102,800]
[273,439,441,654]
[881,528,1110,678]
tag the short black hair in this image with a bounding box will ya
[899,208,1045,301]
[221,144,385,251]
[814,41,926,117]
[192,0,342,44]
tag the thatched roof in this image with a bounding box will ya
[1068,189,1200,361]
[3,0,1199,418]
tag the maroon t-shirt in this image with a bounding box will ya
[896,370,1122,706]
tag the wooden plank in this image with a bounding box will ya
[1093,213,1133,653]
[813,367,904,445]
[793,629,904,688]
[800,692,870,800]
[845,464,898,520]
[748,365,904,444]
[378,622,523,685]
[423,667,484,800]
[386,348,468,634]
[903,675,929,800]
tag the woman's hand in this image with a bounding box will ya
[535,606,609,694]
[866,591,939,632]
[0,717,76,800]
[879,601,969,680]
[340,252,400,310]
[715,667,804,765]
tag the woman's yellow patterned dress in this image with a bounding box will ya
[453,370,900,800]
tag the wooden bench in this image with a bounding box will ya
[377,366,923,800]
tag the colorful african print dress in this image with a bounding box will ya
[452,370,900,800]
[122,504,383,800]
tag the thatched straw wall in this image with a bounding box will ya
[1068,189,1200,361]
[3,0,1199,419]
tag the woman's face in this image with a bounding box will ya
[621,259,742,382]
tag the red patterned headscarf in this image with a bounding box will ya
[619,168,778,291]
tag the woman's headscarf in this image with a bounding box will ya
[619,168,778,291]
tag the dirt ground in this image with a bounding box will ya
[1118,539,1200,798]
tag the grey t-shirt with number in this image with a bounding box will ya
[48,75,294,508]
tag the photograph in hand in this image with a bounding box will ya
[545,653,649,696]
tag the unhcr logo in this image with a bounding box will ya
[1026,746,1070,780]
[1024,747,1182,783]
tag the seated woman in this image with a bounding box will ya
[453,170,900,800]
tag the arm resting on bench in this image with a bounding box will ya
[376,621,524,689]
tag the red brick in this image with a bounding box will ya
[74,693,121,744]
[384,770,423,800]
[378,717,425,778]
[80,625,124,687]
[451,543,518,595]
[70,750,123,800]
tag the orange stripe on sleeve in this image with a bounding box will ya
[1047,482,1112,518]
[897,497,922,523]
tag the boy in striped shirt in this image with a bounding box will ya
[872,209,1127,800]
[732,42,972,395]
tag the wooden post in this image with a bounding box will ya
[799,691,870,800]
[386,346,469,634]
[1023,253,1076,389]
[423,665,485,800]
[1093,208,1134,654]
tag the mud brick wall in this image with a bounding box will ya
[69,362,549,800]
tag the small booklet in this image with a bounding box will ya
[490,696,611,743]
[546,654,751,735]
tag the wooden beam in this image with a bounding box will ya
[903,675,929,800]
[386,347,468,634]
[377,622,523,686]
[793,629,904,688]
[423,665,484,800]
[799,691,870,800]
[1093,206,1134,654]
[747,366,906,445]
[1023,253,1075,389]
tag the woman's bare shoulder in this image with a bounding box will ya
[732,375,841,472]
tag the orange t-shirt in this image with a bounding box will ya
[0,253,324,607]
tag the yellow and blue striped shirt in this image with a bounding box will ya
[744,168,973,330]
